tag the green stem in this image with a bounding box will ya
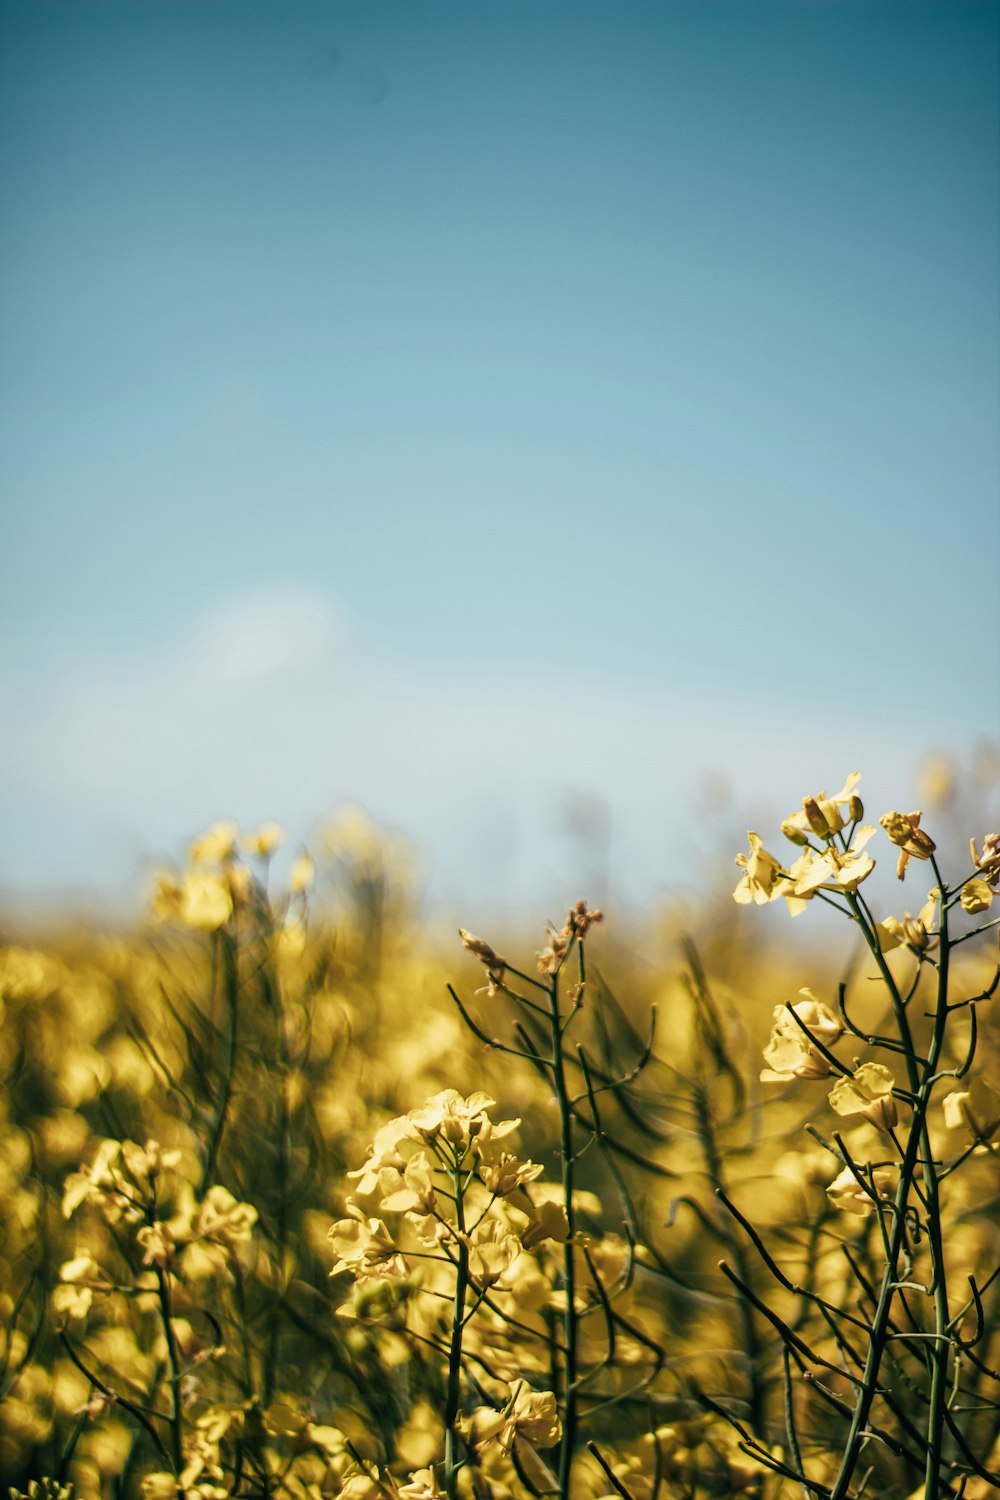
[830,879,954,1499]
[550,960,578,1499]
[264,971,292,1406]
[154,1262,184,1475]
[695,1085,766,1434]
[202,929,238,1191]
[444,1151,469,1500]
[921,859,952,1500]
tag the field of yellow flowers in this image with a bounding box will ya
[2,777,999,1500]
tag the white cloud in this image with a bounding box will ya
[192,586,341,688]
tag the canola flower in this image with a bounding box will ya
[2,774,998,1499]
[732,772,1000,1500]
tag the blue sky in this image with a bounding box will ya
[2,0,998,919]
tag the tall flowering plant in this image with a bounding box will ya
[724,775,1000,1500]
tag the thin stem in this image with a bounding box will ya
[444,1148,469,1500]
[552,959,579,1498]
[202,929,239,1191]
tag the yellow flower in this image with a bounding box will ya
[733,832,786,906]
[463,1219,522,1289]
[405,1089,503,1147]
[398,1471,444,1500]
[346,1116,413,1196]
[179,871,233,932]
[141,1476,182,1500]
[289,850,315,892]
[826,1164,894,1215]
[520,1198,570,1248]
[465,1379,562,1454]
[783,772,864,841]
[877,890,940,953]
[136,1222,175,1267]
[195,1186,258,1247]
[52,1250,107,1324]
[478,1151,544,1197]
[880,810,936,880]
[378,1151,438,1217]
[149,870,183,922]
[242,821,283,857]
[969,832,1000,883]
[960,879,994,915]
[942,1081,1000,1149]
[62,1138,122,1217]
[760,992,843,1082]
[828,1063,898,1131]
[328,1210,408,1280]
[190,820,238,865]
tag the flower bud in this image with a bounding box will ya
[781,820,810,847]
[902,915,929,951]
[803,797,830,838]
[848,794,864,823]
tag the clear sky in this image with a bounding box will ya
[2,0,998,920]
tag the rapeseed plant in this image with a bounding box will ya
[0,776,997,1499]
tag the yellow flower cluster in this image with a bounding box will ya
[149,818,315,934]
[734,773,876,914]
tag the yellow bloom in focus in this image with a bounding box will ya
[52,1249,107,1324]
[398,1471,445,1500]
[465,1379,562,1455]
[828,1062,898,1131]
[328,1209,408,1281]
[405,1089,507,1147]
[781,828,877,914]
[346,1116,413,1197]
[463,1219,522,1290]
[970,832,1000,883]
[733,832,786,906]
[334,1470,393,1500]
[760,992,843,1082]
[826,1164,894,1215]
[783,772,864,841]
[876,890,940,953]
[961,879,994,915]
[51,1281,93,1323]
[378,1151,438,1218]
[880,810,936,880]
[519,1198,570,1248]
[180,871,233,932]
[942,1081,1000,1150]
[478,1150,544,1197]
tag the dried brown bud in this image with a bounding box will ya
[569,899,604,938]
[458,929,507,976]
